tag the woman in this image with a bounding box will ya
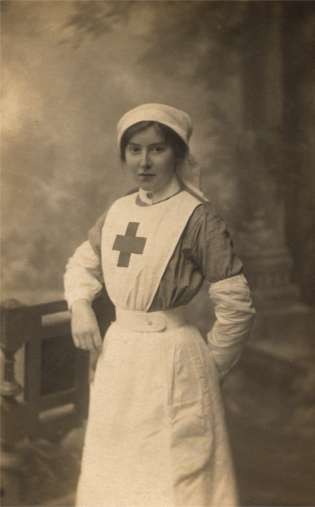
[64,103,255,507]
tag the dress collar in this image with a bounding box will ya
[138,176,182,206]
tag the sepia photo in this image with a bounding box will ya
[1,1,314,506]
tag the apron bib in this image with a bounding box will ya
[101,190,201,311]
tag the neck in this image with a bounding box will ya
[138,176,181,205]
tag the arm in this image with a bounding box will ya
[64,212,107,350]
[64,240,104,309]
[207,273,255,378]
[192,203,255,378]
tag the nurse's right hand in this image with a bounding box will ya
[71,299,102,351]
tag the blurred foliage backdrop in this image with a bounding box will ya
[1,1,314,305]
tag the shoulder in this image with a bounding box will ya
[173,188,207,218]
[185,201,243,282]
[187,200,226,232]
[88,209,108,255]
[182,185,208,205]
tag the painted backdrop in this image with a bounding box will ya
[2,1,315,307]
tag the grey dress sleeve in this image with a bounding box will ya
[188,202,243,283]
[149,202,243,311]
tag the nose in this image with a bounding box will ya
[140,149,151,169]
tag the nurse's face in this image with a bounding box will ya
[124,125,177,193]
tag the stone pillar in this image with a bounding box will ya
[282,3,315,306]
[235,2,314,361]
[223,14,315,497]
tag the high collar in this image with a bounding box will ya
[138,176,182,205]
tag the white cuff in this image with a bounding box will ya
[207,273,255,376]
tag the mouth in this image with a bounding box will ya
[138,173,155,179]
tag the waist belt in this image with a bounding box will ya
[115,306,187,333]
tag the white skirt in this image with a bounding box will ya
[76,316,238,507]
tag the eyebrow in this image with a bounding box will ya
[127,142,167,147]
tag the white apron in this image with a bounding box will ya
[76,191,238,507]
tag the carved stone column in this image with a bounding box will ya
[235,2,314,360]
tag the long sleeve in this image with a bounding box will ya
[207,273,255,378]
[64,210,107,309]
[187,202,255,377]
[64,240,104,309]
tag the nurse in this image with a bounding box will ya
[64,103,255,507]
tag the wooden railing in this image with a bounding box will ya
[0,292,114,506]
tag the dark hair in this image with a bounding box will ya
[120,121,188,161]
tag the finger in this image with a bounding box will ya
[92,329,103,350]
[80,332,94,350]
[71,323,83,348]
[72,334,82,349]
[80,330,101,351]
[84,332,102,351]
[74,333,90,350]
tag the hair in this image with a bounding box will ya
[120,121,188,162]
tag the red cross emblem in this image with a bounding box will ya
[112,222,147,267]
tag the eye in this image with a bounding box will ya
[151,144,166,153]
[127,144,141,154]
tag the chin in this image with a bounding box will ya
[139,184,152,192]
[138,181,155,191]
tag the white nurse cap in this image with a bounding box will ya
[117,103,193,147]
